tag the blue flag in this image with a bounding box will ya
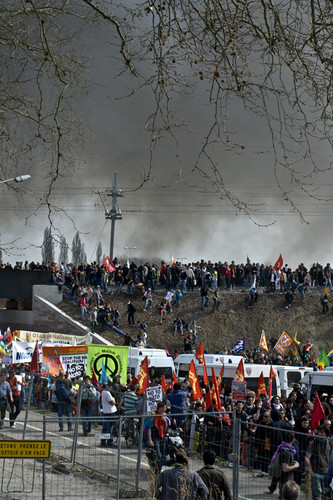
[99,359,108,383]
[232,337,245,354]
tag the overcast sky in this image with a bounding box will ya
[1,19,333,270]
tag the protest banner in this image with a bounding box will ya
[12,342,44,364]
[14,330,90,345]
[86,345,128,384]
[42,346,87,376]
[232,380,247,401]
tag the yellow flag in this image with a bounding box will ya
[259,330,269,352]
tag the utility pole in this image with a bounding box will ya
[105,173,122,261]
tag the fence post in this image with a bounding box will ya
[232,409,240,500]
[135,400,146,494]
[42,415,46,500]
[70,382,83,464]
[116,415,123,500]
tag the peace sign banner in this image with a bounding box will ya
[86,345,129,384]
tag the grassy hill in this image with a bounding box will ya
[58,287,332,362]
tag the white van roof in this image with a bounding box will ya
[128,347,169,358]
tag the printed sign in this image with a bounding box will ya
[146,385,163,413]
[232,381,247,401]
[12,342,44,364]
[0,441,51,459]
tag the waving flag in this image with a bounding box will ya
[211,368,222,410]
[259,330,268,352]
[274,331,293,355]
[273,254,283,271]
[189,360,202,400]
[160,374,167,395]
[99,359,108,383]
[30,342,39,373]
[102,256,116,273]
[318,348,331,370]
[195,342,209,385]
[268,365,277,398]
[137,356,150,395]
[256,371,266,398]
[311,393,326,429]
[236,359,245,381]
[217,364,224,390]
[203,390,213,411]
[232,338,245,355]
[170,254,176,264]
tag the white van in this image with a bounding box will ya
[174,354,281,396]
[300,368,333,399]
[275,366,313,398]
[127,347,175,381]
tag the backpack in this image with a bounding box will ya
[55,380,70,402]
[268,451,282,479]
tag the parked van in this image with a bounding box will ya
[174,354,281,396]
[275,366,313,398]
[300,368,333,399]
[127,347,175,381]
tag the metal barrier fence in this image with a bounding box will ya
[0,410,330,499]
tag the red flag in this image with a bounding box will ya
[217,364,224,390]
[4,328,13,345]
[236,359,245,381]
[273,254,283,271]
[91,367,100,386]
[211,367,222,410]
[268,365,277,399]
[195,342,209,385]
[256,371,266,398]
[102,256,116,273]
[189,360,202,400]
[160,374,167,395]
[30,342,39,373]
[172,370,178,384]
[166,380,174,391]
[203,390,213,411]
[137,356,150,395]
[311,393,326,430]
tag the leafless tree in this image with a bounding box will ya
[58,235,69,264]
[3,1,333,228]
[41,226,54,263]
[96,241,102,265]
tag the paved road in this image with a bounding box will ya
[0,410,307,499]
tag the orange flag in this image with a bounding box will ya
[203,390,213,411]
[30,342,39,374]
[274,331,293,355]
[195,342,209,385]
[172,370,178,384]
[217,364,224,390]
[273,253,283,271]
[160,374,167,395]
[236,359,245,381]
[211,367,222,410]
[137,356,150,395]
[268,365,277,398]
[311,393,326,430]
[189,360,202,400]
[259,330,269,352]
[256,371,266,398]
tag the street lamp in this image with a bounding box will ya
[124,246,137,265]
[0,174,31,185]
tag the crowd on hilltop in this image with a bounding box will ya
[1,259,333,293]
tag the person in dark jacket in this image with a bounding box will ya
[197,449,231,500]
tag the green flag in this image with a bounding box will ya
[317,347,330,370]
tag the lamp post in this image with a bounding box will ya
[124,246,137,266]
[0,174,31,185]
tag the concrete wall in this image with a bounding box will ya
[33,285,63,306]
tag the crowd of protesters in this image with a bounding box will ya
[2,259,333,293]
